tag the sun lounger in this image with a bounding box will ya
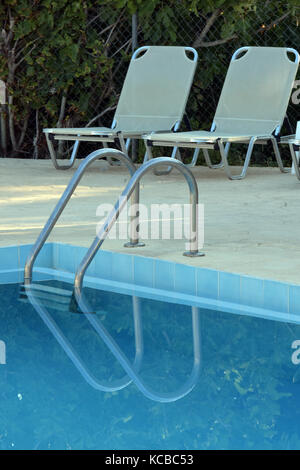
[144,47,299,180]
[43,46,198,169]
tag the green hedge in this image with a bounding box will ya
[0,0,299,164]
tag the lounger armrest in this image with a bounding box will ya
[43,127,117,137]
[280,134,297,143]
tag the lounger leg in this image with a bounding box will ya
[153,145,180,176]
[103,141,114,166]
[143,141,154,163]
[142,149,148,163]
[143,141,181,176]
[126,138,131,153]
[186,148,200,167]
[118,134,128,154]
[46,133,79,170]
[202,147,224,169]
[173,147,223,169]
[271,137,291,173]
[219,138,256,180]
[146,146,200,169]
[106,135,131,166]
[142,141,176,175]
[175,148,183,162]
[289,143,300,180]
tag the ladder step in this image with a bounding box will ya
[19,296,71,313]
[19,291,71,305]
[19,283,74,312]
[20,283,73,298]
[19,284,106,315]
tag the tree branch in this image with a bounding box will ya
[104,10,125,47]
[197,34,237,48]
[56,92,68,128]
[8,95,17,151]
[15,43,38,70]
[17,111,29,149]
[33,109,39,159]
[85,105,117,127]
[56,92,67,157]
[14,37,40,61]
[111,39,132,78]
[256,12,290,33]
[193,9,221,48]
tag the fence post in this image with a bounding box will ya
[0,80,7,157]
[131,13,138,162]
[132,13,138,52]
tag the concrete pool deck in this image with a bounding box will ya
[1,157,300,285]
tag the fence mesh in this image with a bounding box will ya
[0,1,299,165]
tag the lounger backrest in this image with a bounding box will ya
[114,46,198,133]
[214,47,299,136]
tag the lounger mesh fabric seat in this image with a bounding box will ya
[43,46,198,169]
[144,46,300,180]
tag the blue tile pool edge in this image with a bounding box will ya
[1,242,300,325]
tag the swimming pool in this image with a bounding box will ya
[1,274,300,450]
[1,242,300,450]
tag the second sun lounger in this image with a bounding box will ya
[144,46,299,180]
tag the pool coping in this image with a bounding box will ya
[1,242,300,325]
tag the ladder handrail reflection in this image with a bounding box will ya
[24,284,144,392]
[75,288,201,403]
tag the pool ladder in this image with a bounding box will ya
[22,148,203,402]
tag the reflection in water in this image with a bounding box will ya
[1,281,300,450]
[23,284,144,393]
[23,281,201,402]
[73,284,201,403]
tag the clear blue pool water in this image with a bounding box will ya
[1,280,300,450]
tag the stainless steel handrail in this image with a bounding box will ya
[24,153,203,402]
[23,148,145,392]
[73,156,203,402]
[74,156,203,293]
[24,148,140,283]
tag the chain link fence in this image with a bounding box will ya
[134,1,300,165]
[0,1,299,165]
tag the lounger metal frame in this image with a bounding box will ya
[280,133,300,180]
